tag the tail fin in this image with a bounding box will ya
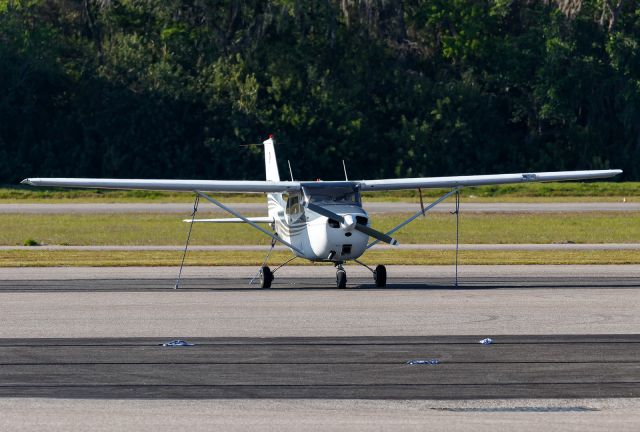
[263,135,280,181]
[263,135,282,221]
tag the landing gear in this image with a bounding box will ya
[336,270,347,288]
[374,264,387,287]
[260,266,273,289]
[335,263,347,288]
[252,237,276,288]
[353,259,387,288]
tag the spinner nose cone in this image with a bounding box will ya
[342,214,356,230]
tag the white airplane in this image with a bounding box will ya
[22,135,622,288]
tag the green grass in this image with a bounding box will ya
[0,187,262,203]
[2,181,638,203]
[2,212,639,246]
[1,249,639,267]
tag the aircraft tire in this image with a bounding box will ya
[374,265,387,287]
[260,266,273,289]
[336,270,347,288]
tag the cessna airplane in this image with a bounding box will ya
[22,135,622,288]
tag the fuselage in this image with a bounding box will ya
[268,184,370,262]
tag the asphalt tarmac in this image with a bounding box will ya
[1,265,639,397]
[1,335,638,400]
[2,265,639,430]
[2,398,639,432]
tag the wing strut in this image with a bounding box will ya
[367,187,460,249]
[175,195,200,289]
[453,189,460,287]
[195,191,305,255]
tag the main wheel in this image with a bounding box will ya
[374,264,387,287]
[336,270,347,288]
[260,266,273,289]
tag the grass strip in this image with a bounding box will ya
[2,249,640,267]
[5,212,640,246]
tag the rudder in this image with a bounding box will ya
[263,135,280,182]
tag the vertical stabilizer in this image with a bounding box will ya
[263,135,283,221]
[263,135,280,181]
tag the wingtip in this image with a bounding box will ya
[20,178,33,186]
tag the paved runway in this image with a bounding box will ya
[2,267,638,337]
[2,265,639,429]
[0,265,639,400]
[2,264,638,280]
[1,201,637,213]
[2,398,639,432]
[0,335,638,400]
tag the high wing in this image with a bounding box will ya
[22,169,622,193]
[358,169,622,191]
[20,178,300,193]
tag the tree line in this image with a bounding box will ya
[1,0,638,183]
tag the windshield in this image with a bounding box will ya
[304,186,361,205]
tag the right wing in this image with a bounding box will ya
[21,178,300,193]
[358,169,622,191]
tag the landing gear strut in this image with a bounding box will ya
[335,263,347,288]
[354,259,387,288]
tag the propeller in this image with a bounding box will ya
[306,202,398,246]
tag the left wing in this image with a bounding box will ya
[21,178,300,193]
[358,169,622,191]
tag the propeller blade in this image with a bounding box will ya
[307,202,398,245]
[354,224,399,246]
[306,203,345,224]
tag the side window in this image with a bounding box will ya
[286,195,300,215]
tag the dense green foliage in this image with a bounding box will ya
[1,0,639,182]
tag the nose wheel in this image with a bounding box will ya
[335,264,347,288]
[336,270,347,288]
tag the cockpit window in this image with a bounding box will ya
[303,186,361,206]
[286,194,303,215]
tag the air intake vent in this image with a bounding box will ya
[341,244,352,255]
[356,216,368,225]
